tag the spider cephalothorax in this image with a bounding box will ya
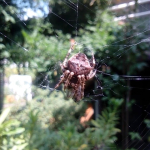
[55,43,96,102]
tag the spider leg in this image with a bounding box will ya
[87,70,96,80]
[65,83,76,99]
[73,75,83,102]
[62,42,76,68]
[81,75,85,98]
[64,72,74,90]
[65,88,75,99]
[54,70,70,89]
[90,52,96,68]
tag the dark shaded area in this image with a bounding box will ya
[128,60,150,150]
[48,1,96,35]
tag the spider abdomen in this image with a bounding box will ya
[68,53,93,75]
[68,62,91,75]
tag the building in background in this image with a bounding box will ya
[110,0,150,21]
[7,75,32,101]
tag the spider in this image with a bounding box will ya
[55,42,96,102]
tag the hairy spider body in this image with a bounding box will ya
[55,44,96,102]
[68,53,93,75]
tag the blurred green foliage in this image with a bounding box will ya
[0,108,26,150]
[48,0,112,34]
[0,1,25,67]
[22,20,71,73]
[2,90,121,150]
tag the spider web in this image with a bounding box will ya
[1,0,150,149]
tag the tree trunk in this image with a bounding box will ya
[0,61,4,114]
[122,80,130,149]
[17,64,21,75]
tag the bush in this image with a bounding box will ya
[0,108,26,150]
[4,88,121,150]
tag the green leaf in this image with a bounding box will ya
[0,108,10,125]
[4,128,25,136]
[129,132,141,140]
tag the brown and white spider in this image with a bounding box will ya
[55,42,96,102]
